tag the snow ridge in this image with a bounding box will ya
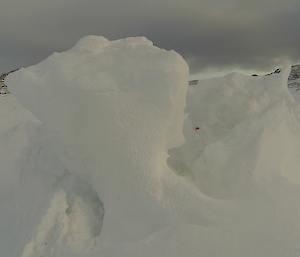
[3,36,300,257]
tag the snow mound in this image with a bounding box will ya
[7,35,190,253]
[169,66,300,197]
[4,36,300,257]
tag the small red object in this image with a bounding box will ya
[195,127,199,130]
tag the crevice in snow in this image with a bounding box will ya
[64,178,105,247]
[167,149,194,179]
[18,121,105,255]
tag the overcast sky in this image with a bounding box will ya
[1,0,300,78]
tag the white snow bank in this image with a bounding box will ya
[169,66,300,197]
[7,35,191,253]
[4,36,300,257]
[0,96,38,257]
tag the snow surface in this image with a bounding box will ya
[2,35,300,256]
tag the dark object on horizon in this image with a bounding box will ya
[252,74,258,76]
[274,68,281,74]
[0,68,19,81]
[189,80,199,85]
[0,68,19,95]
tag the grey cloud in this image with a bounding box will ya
[1,0,300,75]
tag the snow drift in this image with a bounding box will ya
[3,35,300,257]
[7,35,192,255]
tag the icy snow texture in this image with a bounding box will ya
[7,35,190,254]
[3,35,300,257]
[169,67,300,197]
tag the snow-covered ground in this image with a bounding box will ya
[2,36,300,257]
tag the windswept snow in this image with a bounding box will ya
[2,35,300,257]
[6,35,190,255]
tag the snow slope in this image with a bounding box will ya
[2,36,300,256]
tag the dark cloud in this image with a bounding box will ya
[1,0,300,76]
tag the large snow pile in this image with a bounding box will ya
[2,35,300,256]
